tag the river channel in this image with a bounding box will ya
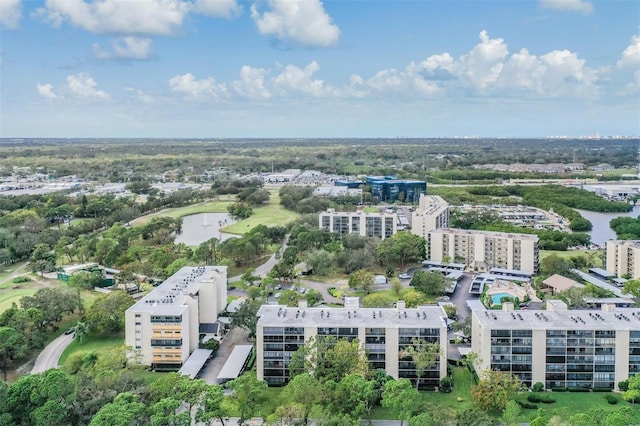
[576,205,640,246]
[174,213,238,246]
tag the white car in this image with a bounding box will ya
[399,273,411,280]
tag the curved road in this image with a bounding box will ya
[31,333,74,374]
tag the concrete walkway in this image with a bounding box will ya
[31,332,74,374]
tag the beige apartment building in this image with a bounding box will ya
[256,300,448,388]
[606,240,640,280]
[472,300,640,390]
[428,228,539,273]
[125,266,227,370]
[319,208,398,240]
[411,195,450,238]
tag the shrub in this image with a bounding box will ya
[605,394,619,405]
[527,394,541,403]
[532,382,544,392]
[12,276,31,283]
[527,394,555,404]
[515,399,538,410]
[618,380,629,392]
[199,338,220,356]
[568,387,590,392]
[551,387,567,392]
[592,387,613,392]
[439,376,453,393]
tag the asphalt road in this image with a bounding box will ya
[31,332,74,374]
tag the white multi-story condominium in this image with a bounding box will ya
[256,300,448,388]
[606,240,640,279]
[411,195,450,238]
[428,228,539,273]
[125,266,227,370]
[319,208,397,240]
[472,300,640,390]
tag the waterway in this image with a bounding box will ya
[174,213,238,246]
[576,205,640,245]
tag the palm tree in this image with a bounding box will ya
[74,321,88,345]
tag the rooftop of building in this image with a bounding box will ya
[257,300,448,329]
[321,208,397,216]
[430,227,539,241]
[127,266,227,315]
[607,240,640,247]
[474,304,640,331]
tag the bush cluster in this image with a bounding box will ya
[527,394,556,404]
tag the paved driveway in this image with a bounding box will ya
[31,332,74,374]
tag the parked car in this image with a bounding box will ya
[399,273,411,280]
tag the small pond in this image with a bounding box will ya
[174,213,238,246]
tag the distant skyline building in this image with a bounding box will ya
[365,176,427,203]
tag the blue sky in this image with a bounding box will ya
[0,0,638,138]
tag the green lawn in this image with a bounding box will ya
[58,332,125,366]
[222,204,299,235]
[130,200,233,226]
[540,249,604,267]
[513,391,629,423]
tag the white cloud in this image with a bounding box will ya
[251,0,340,47]
[0,0,22,29]
[36,73,110,101]
[540,0,594,14]
[93,37,153,59]
[617,35,640,69]
[66,73,110,99]
[231,66,271,99]
[125,87,168,104]
[273,61,339,97]
[34,0,190,35]
[191,0,240,18]
[616,35,640,93]
[169,73,227,99]
[497,48,546,93]
[459,30,509,89]
[37,83,58,100]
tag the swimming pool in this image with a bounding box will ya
[491,292,515,305]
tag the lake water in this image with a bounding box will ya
[576,205,640,245]
[174,213,238,246]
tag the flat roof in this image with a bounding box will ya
[466,299,486,311]
[490,267,533,277]
[589,267,615,278]
[430,228,539,241]
[474,307,640,331]
[257,304,448,329]
[126,266,227,315]
[217,345,253,381]
[572,269,625,298]
[178,349,213,379]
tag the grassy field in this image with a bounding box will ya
[222,204,299,235]
[58,332,125,366]
[0,274,101,313]
[130,200,234,226]
[540,249,604,267]
[372,367,632,422]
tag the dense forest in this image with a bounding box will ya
[1,138,637,181]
